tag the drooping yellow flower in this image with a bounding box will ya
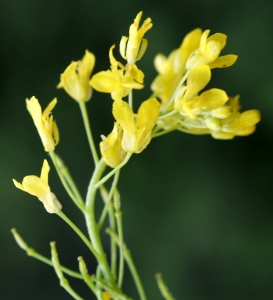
[113,98,160,153]
[186,30,238,70]
[13,160,62,214]
[90,45,144,101]
[57,50,95,102]
[151,28,202,109]
[26,96,59,152]
[119,11,153,64]
[100,123,127,168]
[174,65,228,119]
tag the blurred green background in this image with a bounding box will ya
[1,0,273,299]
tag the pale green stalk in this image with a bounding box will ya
[115,210,125,288]
[84,158,116,285]
[78,256,98,294]
[50,151,85,212]
[107,229,147,300]
[79,101,99,164]
[11,229,82,279]
[98,171,120,230]
[152,126,179,138]
[95,152,133,189]
[163,70,190,112]
[51,242,84,300]
[56,211,99,259]
[156,273,175,300]
[158,110,179,120]
[98,185,117,278]
[128,91,133,108]
[52,153,84,203]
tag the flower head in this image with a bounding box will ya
[90,45,144,101]
[57,50,95,102]
[186,30,238,70]
[151,28,202,109]
[174,65,228,119]
[113,98,160,153]
[26,96,59,152]
[119,11,153,64]
[13,160,62,213]
[100,123,127,168]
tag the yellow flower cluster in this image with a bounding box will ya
[152,29,260,139]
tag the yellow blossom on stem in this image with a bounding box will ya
[186,30,238,70]
[90,45,144,101]
[26,96,59,152]
[100,123,127,168]
[57,50,95,102]
[113,98,160,153]
[13,160,62,213]
[119,11,153,64]
[174,65,228,119]
[151,28,202,109]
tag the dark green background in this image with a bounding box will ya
[1,0,273,299]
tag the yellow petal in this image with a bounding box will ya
[43,98,57,117]
[112,99,134,131]
[207,33,227,50]
[187,65,211,95]
[201,88,228,111]
[40,160,50,184]
[100,123,126,168]
[175,28,202,71]
[136,98,160,131]
[222,110,261,132]
[26,97,42,126]
[90,71,120,93]
[22,175,50,198]
[209,55,238,69]
[12,179,25,191]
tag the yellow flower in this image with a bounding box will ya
[186,30,238,70]
[90,45,144,101]
[119,11,153,64]
[26,96,59,152]
[57,50,95,102]
[174,65,228,119]
[100,123,127,168]
[113,98,160,153]
[151,28,202,109]
[208,109,261,139]
[13,160,62,214]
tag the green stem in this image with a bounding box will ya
[79,101,99,164]
[50,151,85,212]
[84,158,116,285]
[107,229,147,300]
[95,152,133,189]
[52,153,84,203]
[152,126,179,138]
[98,185,118,279]
[158,110,179,120]
[11,229,82,279]
[98,171,120,230]
[56,211,99,260]
[116,209,125,288]
[51,242,84,300]
[128,91,133,108]
[156,273,175,300]
[78,256,98,295]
